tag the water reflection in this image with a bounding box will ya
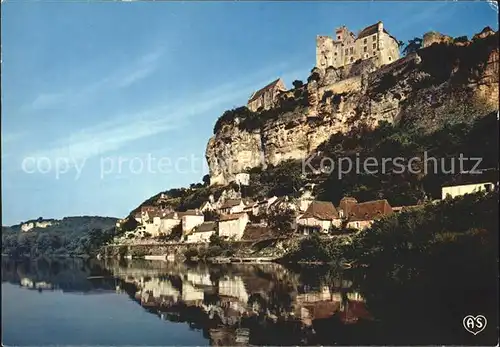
[2,257,497,346]
[94,259,371,345]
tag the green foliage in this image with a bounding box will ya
[283,234,348,263]
[203,210,220,222]
[314,112,498,206]
[292,80,304,89]
[213,106,255,134]
[402,37,423,56]
[246,159,305,200]
[267,207,295,235]
[202,174,210,186]
[2,217,117,258]
[184,247,199,260]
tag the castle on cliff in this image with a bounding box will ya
[247,21,400,112]
[316,21,400,70]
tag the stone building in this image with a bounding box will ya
[338,198,393,230]
[186,221,217,243]
[179,209,205,235]
[218,213,249,241]
[247,78,287,112]
[316,21,400,70]
[297,201,341,234]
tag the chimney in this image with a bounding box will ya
[377,21,383,33]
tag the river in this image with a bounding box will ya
[1,257,497,346]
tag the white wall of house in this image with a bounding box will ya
[218,214,249,241]
[297,217,341,234]
[200,202,213,212]
[441,182,495,200]
[181,283,204,302]
[219,276,249,303]
[182,215,205,234]
[220,202,245,215]
[186,230,215,243]
[160,218,181,235]
[235,173,250,186]
[347,220,373,230]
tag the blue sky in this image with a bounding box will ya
[1,1,498,225]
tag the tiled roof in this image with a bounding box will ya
[179,209,203,217]
[338,197,358,215]
[348,199,393,221]
[300,201,339,220]
[248,78,283,103]
[357,22,389,39]
[219,212,247,222]
[193,221,217,233]
[163,212,180,219]
[220,199,243,209]
[242,198,255,206]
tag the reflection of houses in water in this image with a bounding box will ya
[219,276,249,304]
[182,282,205,303]
[109,261,373,346]
[20,278,54,290]
[186,272,212,287]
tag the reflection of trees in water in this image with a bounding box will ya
[2,258,116,293]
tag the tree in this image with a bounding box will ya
[292,80,304,89]
[202,174,211,186]
[402,37,423,56]
[267,207,295,235]
[203,210,220,222]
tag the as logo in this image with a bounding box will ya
[463,315,487,335]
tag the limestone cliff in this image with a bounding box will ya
[206,30,499,185]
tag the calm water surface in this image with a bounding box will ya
[2,258,497,346]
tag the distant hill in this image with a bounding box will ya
[2,216,118,258]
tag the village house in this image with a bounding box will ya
[179,209,205,234]
[392,205,423,214]
[159,212,182,236]
[344,199,393,230]
[441,182,496,200]
[218,213,249,241]
[247,78,287,112]
[298,185,316,212]
[269,195,299,213]
[316,21,400,70]
[219,199,246,215]
[243,200,258,216]
[234,173,250,186]
[186,222,217,243]
[296,201,341,235]
[200,201,214,213]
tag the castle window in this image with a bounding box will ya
[345,49,348,55]
[373,51,376,56]
[373,35,376,41]
[364,38,367,44]
[364,46,367,52]
[337,35,341,40]
[373,43,377,49]
[350,47,353,54]
[350,57,354,62]
[334,52,337,56]
[388,56,392,61]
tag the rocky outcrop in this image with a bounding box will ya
[206,30,499,185]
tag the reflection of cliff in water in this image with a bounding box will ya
[1,257,117,293]
[106,259,370,346]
